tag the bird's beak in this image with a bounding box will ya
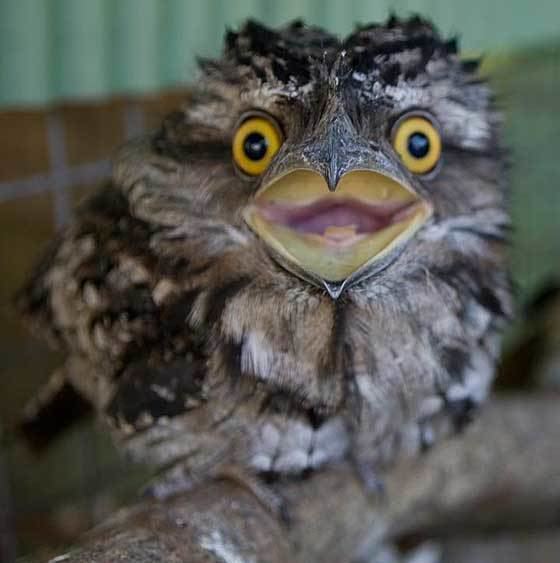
[243,168,432,295]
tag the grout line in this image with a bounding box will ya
[70,159,113,188]
[46,113,73,227]
[0,172,55,203]
[0,160,112,204]
[1,104,149,209]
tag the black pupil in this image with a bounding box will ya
[407,132,430,159]
[244,132,268,161]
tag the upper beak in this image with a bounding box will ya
[244,168,432,295]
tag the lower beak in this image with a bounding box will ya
[244,169,432,287]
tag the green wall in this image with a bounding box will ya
[1,0,559,107]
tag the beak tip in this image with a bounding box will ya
[326,163,340,192]
[323,279,347,299]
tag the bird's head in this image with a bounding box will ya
[120,17,506,303]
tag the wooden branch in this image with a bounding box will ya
[50,394,560,563]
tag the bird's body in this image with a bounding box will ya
[18,17,512,492]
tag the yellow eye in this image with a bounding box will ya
[392,116,442,174]
[232,115,283,176]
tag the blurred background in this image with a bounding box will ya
[0,0,559,560]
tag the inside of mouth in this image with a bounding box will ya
[259,198,415,240]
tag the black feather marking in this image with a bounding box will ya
[154,132,229,163]
[461,58,481,73]
[77,254,114,289]
[445,37,459,54]
[106,286,157,319]
[386,13,399,29]
[346,15,444,50]
[342,16,458,80]
[159,289,201,336]
[153,111,229,162]
[219,338,244,380]
[380,62,401,86]
[156,255,190,277]
[259,391,303,418]
[342,340,363,423]
[214,19,340,86]
[451,225,509,243]
[204,276,252,328]
[186,260,216,277]
[306,408,328,430]
[79,183,131,221]
[181,142,231,161]
[258,390,329,436]
[321,298,347,380]
[439,346,471,379]
[195,14,468,104]
[445,396,477,432]
[271,57,292,84]
[428,262,509,322]
[106,358,205,428]
[474,286,507,319]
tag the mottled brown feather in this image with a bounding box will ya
[17,16,512,487]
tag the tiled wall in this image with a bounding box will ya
[0,92,187,225]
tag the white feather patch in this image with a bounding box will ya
[199,529,255,563]
[240,330,275,379]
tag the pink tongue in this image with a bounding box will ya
[260,200,406,236]
[289,205,385,234]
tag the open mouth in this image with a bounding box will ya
[259,198,419,245]
[244,169,432,282]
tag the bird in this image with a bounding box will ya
[17,16,512,496]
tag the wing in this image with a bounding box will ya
[17,183,208,446]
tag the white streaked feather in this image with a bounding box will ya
[240,330,275,379]
[199,530,255,563]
